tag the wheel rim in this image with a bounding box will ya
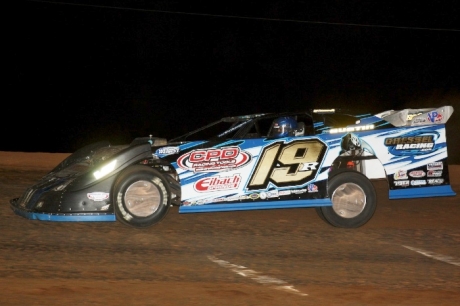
[124,180,162,217]
[331,182,366,218]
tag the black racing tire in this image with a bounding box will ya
[113,165,171,228]
[317,172,376,228]
[315,206,327,222]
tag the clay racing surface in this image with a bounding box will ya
[0,152,459,305]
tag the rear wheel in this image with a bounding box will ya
[316,172,376,228]
[114,166,171,228]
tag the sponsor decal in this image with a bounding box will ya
[156,146,180,155]
[427,111,443,123]
[407,112,423,121]
[291,188,307,195]
[394,180,410,187]
[101,204,110,211]
[307,184,318,193]
[203,198,221,204]
[410,180,426,186]
[87,192,109,201]
[394,143,434,150]
[412,118,427,124]
[279,190,291,196]
[177,147,251,172]
[238,194,263,200]
[384,131,438,155]
[259,192,267,200]
[427,170,443,177]
[194,174,242,192]
[409,170,425,178]
[393,170,408,180]
[267,190,279,198]
[329,124,374,134]
[427,178,444,185]
[218,121,247,137]
[384,136,434,148]
[427,162,443,170]
[225,195,240,202]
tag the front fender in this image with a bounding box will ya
[68,143,153,191]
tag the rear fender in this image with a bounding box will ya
[329,154,456,199]
[388,160,456,199]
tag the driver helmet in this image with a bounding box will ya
[268,116,298,137]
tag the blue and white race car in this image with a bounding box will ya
[10,106,456,228]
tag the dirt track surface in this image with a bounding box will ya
[0,152,459,306]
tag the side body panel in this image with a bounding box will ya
[172,136,334,213]
[169,118,455,214]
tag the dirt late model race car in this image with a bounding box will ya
[11,106,456,229]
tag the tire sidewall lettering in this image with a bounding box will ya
[152,177,169,207]
[113,166,172,228]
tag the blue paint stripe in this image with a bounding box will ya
[179,199,332,213]
[389,185,456,199]
[11,206,116,222]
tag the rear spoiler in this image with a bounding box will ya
[375,105,454,127]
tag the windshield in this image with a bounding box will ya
[168,112,313,142]
[170,118,251,142]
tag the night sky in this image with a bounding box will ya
[6,1,460,163]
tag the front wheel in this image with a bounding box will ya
[113,166,171,228]
[316,172,376,228]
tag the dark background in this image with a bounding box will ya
[5,1,460,163]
